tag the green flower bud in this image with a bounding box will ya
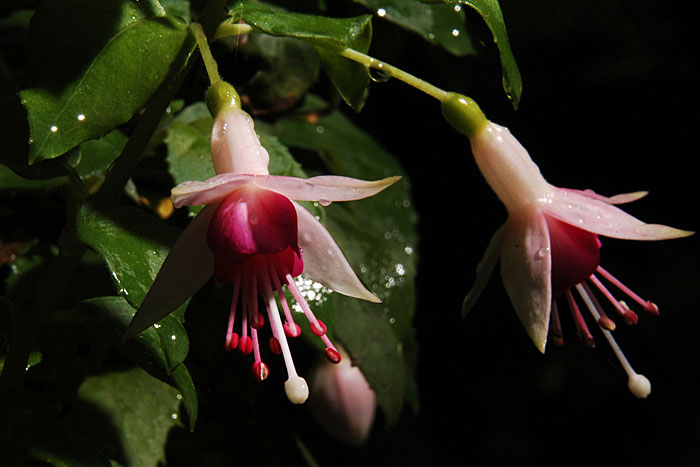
[205,80,241,117]
[441,92,488,138]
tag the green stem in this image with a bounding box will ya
[339,47,450,102]
[192,23,221,85]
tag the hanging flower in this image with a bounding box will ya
[125,102,399,404]
[442,93,692,398]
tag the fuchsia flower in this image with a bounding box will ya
[125,106,399,403]
[450,97,692,398]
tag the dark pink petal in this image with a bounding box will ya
[207,185,300,283]
[545,215,600,299]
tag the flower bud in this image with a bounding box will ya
[308,346,376,446]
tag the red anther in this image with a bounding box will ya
[239,335,253,355]
[269,337,282,355]
[251,313,265,329]
[597,316,616,331]
[579,331,596,349]
[324,347,342,364]
[645,301,660,316]
[284,321,301,338]
[310,320,327,336]
[553,336,564,347]
[252,361,269,381]
[226,332,240,351]
[623,309,639,326]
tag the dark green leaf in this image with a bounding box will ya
[20,0,191,164]
[64,367,183,466]
[424,0,522,107]
[355,0,477,56]
[75,202,182,311]
[231,0,373,111]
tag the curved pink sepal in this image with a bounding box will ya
[462,223,505,318]
[295,203,380,303]
[171,174,401,208]
[124,204,217,339]
[499,210,552,353]
[544,189,693,241]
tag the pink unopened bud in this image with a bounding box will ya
[308,346,376,446]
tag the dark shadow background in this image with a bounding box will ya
[338,0,700,465]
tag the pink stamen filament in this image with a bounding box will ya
[285,273,340,360]
[588,274,637,325]
[564,290,595,348]
[596,266,659,315]
[550,301,564,346]
[574,283,651,398]
[270,268,301,337]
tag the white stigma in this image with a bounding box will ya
[285,376,309,404]
[628,373,651,399]
[575,284,652,398]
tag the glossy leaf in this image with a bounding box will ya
[355,0,477,56]
[64,367,183,466]
[231,0,372,111]
[424,0,522,107]
[20,0,190,164]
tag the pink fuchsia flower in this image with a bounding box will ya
[442,93,692,398]
[308,345,376,446]
[125,104,399,404]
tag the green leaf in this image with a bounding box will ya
[424,0,522,107]
[63,367,183,466]
[354,0,477,56]
[20,0,191,164]
[270,95,419,423]
[75,201,183,311]
[231,0,373,111]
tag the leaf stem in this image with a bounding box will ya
[338,47,449,102]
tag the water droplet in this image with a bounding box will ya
[318,199,331,207]
[171,335,177,340]
[315,125,324,134]
[451,29,460,37]
[50,125,58,132]
[77,114,86,121]
[377,8,386,17]
[454,4,462,12]
[536,247,549,259]
[249,213,259,224]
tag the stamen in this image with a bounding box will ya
[269,337,282,355]
[588,274,636,325]
[285,273,342,363]
[262,270,307,403]
[270,268,301,337]
[580,282,616,330]
[225,280,241,350]
[565,290,595,348]
[550,301,564,347]
[596,266,659,315]
[575,284,651,398]
[252,361,269,381]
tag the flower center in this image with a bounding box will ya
[206,184,341,403]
